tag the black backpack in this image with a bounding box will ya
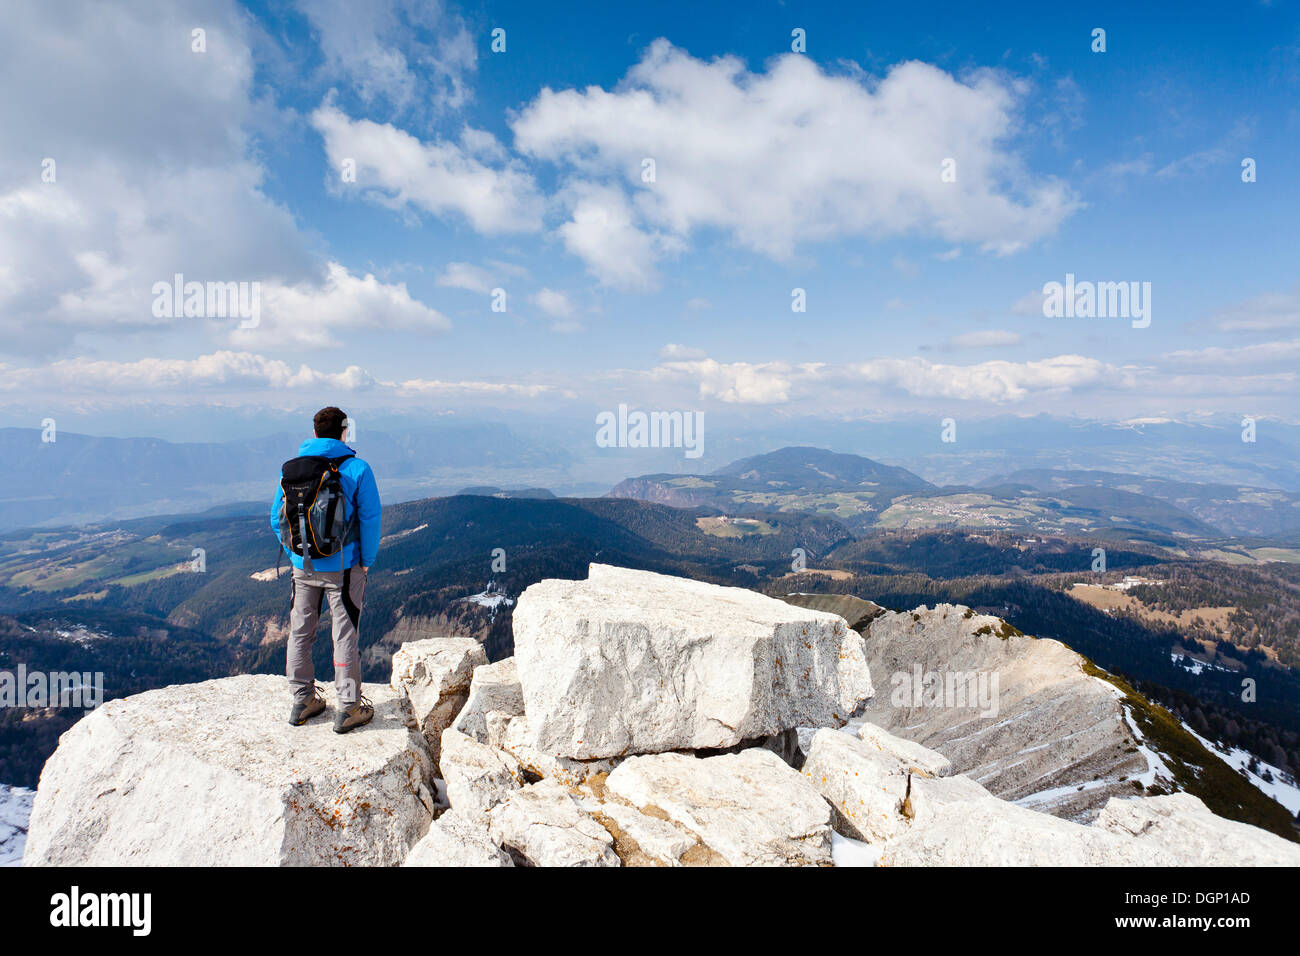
[275,454,359,572]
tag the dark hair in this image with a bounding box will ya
[313,406,348,440]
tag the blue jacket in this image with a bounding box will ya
[271,437,381,570]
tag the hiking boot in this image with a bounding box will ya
[333,695,374,734]
[289,686,327,726]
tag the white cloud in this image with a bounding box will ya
[298,0,476,115]
[0,1,315,355]
[850,355,1127,403]
[0,351,375,393]
[229,261,450,349]
[0,350,549,398]
[1162,339,1300,367]
[659,343,707,360]
[531,287,575,318]
[312,102,544,234]
[436,261,496,294]
[555,182,675,290]
[1209,289,1300,332]
[652,358,794,404]
[513,40,1078,284]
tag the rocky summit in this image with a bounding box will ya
[22,564,1300,867]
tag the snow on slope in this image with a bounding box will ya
[0,784,35,866]
[1181,723,1300,817]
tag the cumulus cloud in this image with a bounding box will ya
[312,102,544,234]
[850,355,1128,403]
[230,261,451,349]
[512,41,1078,284]
[554,182,677,290]
[651,358,795,404]
[0,0,315,355]
[645,353,1132,406]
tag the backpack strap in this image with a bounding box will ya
[329,454,357,573]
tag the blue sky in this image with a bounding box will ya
[1,0,1298,433]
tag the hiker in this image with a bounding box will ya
[271,406,381,733]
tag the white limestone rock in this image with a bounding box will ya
[487,778,619,867]
[402,810,514,867]
[801,726,949,844]
[588,800,699,867]
[513,564,874,759]
[605,748,833,866]
[879,769,1161,866]
[501,715,622,786]
[858,604,1151,821]
[391,638,487,764]
[23,675,435,866]
[1095,793,1300,867]
[857,722,952,777]
[449,656,524,747]
[438,728,523,825]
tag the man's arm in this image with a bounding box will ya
[356,463,381,568]
[270,482,284,541]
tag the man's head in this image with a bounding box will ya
[313,406,348,440]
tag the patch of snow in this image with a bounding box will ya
[1119,702,1177,790]
[381,523,427,543]
[0,784,35,867]
[1170,652,1234,676]
[831,831,881,867]
[1015,778,1116,809]
[1181,723,1300,817]
[462,591,514,610]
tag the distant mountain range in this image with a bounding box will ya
[609,446,1297,545]
[6,413,1300,531]
[0,424,577,531]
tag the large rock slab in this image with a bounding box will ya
[391,638,487,764]
[878,770,1159,866]
[605,748,833,866]
[438,728,523,824]
[23,675,435,866]
[402,810,514,867]
[487,778,619,867]
[801,726,950,844]
[1095,793,1300,867]
[858,604,1150,821]
[513,564,874,759]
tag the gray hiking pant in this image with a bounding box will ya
[287,565,367,706]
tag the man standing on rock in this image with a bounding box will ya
[272,406,381,733]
